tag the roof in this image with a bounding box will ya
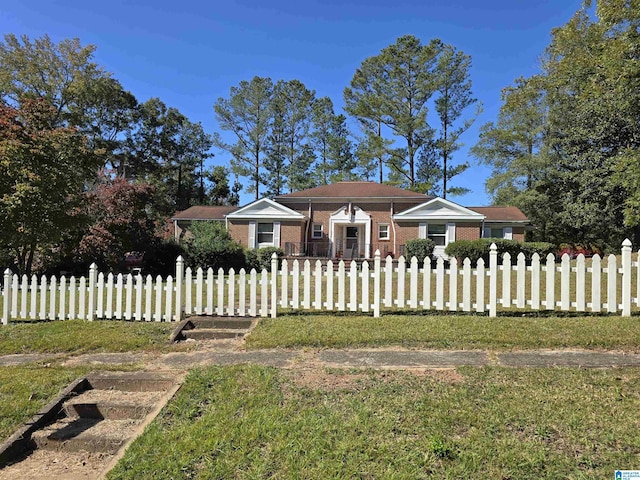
[394,197,484,221]
[171,205,238,221]
[468,206,529,222]
[275,182,433,200]
[226,198,305,220]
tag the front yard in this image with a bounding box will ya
[0,315,639,478]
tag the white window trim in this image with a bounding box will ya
[312,223,323,239]
[378,223,390,240]
[257,222,275,247]
[427,224,447,246]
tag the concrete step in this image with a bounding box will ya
[63,389,162,420]
[183,328,249,340]
[31,418,139,454]
[86,371,176,392]
[189,317,253,330]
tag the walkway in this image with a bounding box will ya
[2,343,640,370]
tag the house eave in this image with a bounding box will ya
[392,215,484,221]
[227,215,305,221]
[277,196,428,203]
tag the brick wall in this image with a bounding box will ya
[512,226,525,242]
[228,220,305,249]
[456,223,482,241]
[228,221,250,248]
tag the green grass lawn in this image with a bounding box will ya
[107,364,640,479]
[0,315,639,477]
[0,320,173,355]
[0,365,96,440]
[246,314,640,351]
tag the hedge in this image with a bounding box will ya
[404,239,435,261]
[444,239,555,265]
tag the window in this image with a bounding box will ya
[378,224,390,240]
[484,227,512,240]
[257,223,274,245]
[490,228,504,238]
[427,224,446,246]
[312,224,323,239]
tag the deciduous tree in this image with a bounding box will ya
[0,98,99,274]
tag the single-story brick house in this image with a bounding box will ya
[172,182,529,259]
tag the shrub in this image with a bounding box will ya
[445,239,557,265]
[245,247,285,271]
[143,240,186,277]
[444,240,487,264]
[256,247,284,270]
[244,249,259,271]
[184,221,246,271]
[404,239,435,261]
[520,242,556,260]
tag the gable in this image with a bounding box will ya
[226,198,304,220]
[393,197,485,221]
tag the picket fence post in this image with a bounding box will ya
[2,269,11,324]
[271,253,278,318]
[87,263,97,321]
[373,250,381,318]
[621,239,632,316]
[175,256,184,321]
[489,243,498,317]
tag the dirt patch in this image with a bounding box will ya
[0,449,113,480]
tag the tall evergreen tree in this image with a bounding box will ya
[431,44,481,198]
[213,76,273,200]
[345,35,442,189]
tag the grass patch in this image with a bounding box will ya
[0,365,94,440]
[109,365,640,479]
[246,314,640,351]
[0,320,173,355]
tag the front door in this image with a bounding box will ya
[345,226,359,258]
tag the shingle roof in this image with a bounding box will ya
[468,206,529,222]
[275,182,432,200]
[172,205,238,220]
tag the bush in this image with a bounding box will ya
[404,239,435,261]
[520,242,556,260]
[444,240,487,264]
[143,240,186,277]
[185,221,246,271]
[244,247,284,271]
[244,249,259,271]
[445,239,557,265]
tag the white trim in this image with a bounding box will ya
[447,223,456,244]
[328,205,371,258]
[248,221,256,248]
[393,197,485,221]
[312,223,323,239]
[504,226,513,240]
[418,223,427,239]
[227,198,304,220]
[378,223,390,240]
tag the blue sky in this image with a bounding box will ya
[2,0,582,206]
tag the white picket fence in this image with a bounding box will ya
[1,240,639,324]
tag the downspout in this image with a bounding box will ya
[480,218,485,238]
[305,199,312,255]
[391,201,397,257]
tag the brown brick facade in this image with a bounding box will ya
[456,223,482,241]
[223,183,528,258]
[228,220,305,249]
